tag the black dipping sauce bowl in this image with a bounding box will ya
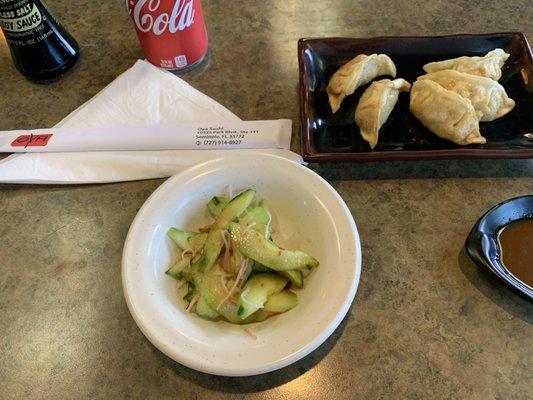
[466,195,533,302]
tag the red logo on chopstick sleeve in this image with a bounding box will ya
[11,134,53,148]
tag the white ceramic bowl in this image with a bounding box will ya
[122,154,361,376]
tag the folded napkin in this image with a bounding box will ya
[0,60,301,184]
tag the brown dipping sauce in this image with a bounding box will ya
[498,218,533,288]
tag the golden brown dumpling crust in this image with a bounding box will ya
[423,49,510,81]
[355,78,411,149]
[410,80,486,146]
[327,54,396,113]
[417,70,515,122]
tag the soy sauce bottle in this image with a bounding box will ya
[0,0,79,82]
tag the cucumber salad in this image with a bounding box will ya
[165,189,319,324]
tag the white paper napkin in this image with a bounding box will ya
[0,60,302,184]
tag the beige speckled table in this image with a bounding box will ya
[1,1,532,399]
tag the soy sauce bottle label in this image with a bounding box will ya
[0,0,52,46]
[0,0,79,81]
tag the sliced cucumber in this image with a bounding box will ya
[165,255,192,278]
[166,189,319,325]
[264,289,298,313]
[213,189,255,229]
[207,196,229,217]
[192,228,224,273]
[229,222,319,271]
[258,199,270,212]
[167,228,196,251]
[251,263,302,288]
[183,287,197,302]
[180,265,193,283]
[280,270,303,288]
[237,273,288,319]
[193,263,284,323]
[239,206,271,237]
[195,296,220,320]
[193,262,243,324]
[226,247,246,276]
[247,308,271,323]
[188,233,207,254]
[251,261,269,272]
[194,189,256,273]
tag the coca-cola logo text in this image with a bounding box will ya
[129,0,195,35]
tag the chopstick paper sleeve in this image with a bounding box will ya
[0,120,292,153]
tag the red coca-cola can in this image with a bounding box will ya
[127,0,208,70]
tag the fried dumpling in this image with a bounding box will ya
[418,70,515,121]
[422,48,510,81]
[354,78,411,149]
[327,54,397,113]
[410,80,486,145]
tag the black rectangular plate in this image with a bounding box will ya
[298,33,533,162]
